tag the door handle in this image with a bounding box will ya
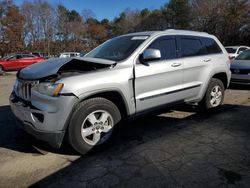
[203,58,211,62]
[171,62,181,67]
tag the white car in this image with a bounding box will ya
[225,46,249,59]
[59,52,80,58]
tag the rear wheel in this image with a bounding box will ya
[199,78,225,110]
[68,97,121,155]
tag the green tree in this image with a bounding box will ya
[164,0,191,29]
[140,8,151,18]
[69,10,81,22]
[112,12,126,36]
[135,10,168,31]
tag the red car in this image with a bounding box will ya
[0,54,45,72]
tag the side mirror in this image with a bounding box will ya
[142,49,161,61]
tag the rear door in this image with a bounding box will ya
[135,35,184,112]
[177,35,222,99]
[17,54,37,68]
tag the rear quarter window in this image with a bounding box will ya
[201,37,222,54]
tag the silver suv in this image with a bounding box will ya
[10,30,231,154]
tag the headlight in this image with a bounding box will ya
[33,82,64,97]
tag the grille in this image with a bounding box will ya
[231,69,250,75]
[14,80,38,101]
[231,78,250,84]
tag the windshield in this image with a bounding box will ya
[235,49,250,60]
[2,55,11,60]
[86,35,149,61]
[225,48,237,53]
[2,55,15,60]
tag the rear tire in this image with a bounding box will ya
[68,97,121,155]
[199,78,225,110]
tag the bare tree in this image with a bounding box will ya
[1,4,24,54]
[1,0,249,56]
[191,0,250,45]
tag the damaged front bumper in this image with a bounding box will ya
[9,92,78,148]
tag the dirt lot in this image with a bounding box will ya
[0,72,249,188]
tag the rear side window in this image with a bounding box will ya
[16,55,22,59]
[21,54,35,59]
[180,37,206,57]
[201,37,222,54]
[147,36,177,60]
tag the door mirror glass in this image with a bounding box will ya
[143,49,161,61]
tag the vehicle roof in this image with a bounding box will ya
[9,53,36,56]
[60,52,80,54]
[240,49,250,52]
[225,46,250,49]
[123,29,212,37]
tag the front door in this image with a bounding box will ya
[135,36,183,112]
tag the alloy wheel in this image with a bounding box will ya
[210,85,222,107]
[81,110,114,146]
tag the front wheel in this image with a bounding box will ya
[68,98,121,155]
[199,78,225,110]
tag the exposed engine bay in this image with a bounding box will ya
[17,57,116,82]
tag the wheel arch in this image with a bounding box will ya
[82,90,129,119]
[196,71,229,103]
[211,72,228,89]
[64,89,130,129]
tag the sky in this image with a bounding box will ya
[13,0,168,20]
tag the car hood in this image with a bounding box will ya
[18,57,116,80]
[231,60,250,69]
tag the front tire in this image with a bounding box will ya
[200,78,225,110]
[68,97,121,155]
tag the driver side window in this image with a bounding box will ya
[146,36,177,60]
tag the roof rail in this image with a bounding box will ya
[164,29,208,34]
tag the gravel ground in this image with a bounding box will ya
[0,72,249,188]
